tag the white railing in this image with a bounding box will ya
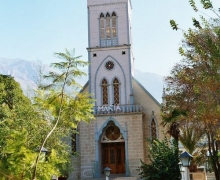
[100,38,118,47]
[93,104,143,115]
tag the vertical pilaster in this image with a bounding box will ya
[124,122,130,176]
[95,122,100,178]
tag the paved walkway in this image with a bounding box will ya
[82,174,139,180]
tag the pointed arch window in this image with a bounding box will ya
[113,78,120,104]
[102,78,108,105]
[106,13,111,39]
[112,12,117,38]
[100,13,105,39]
[99,12,118,47]
[151,119,157,139]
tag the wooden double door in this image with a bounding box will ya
[102,142,125,174]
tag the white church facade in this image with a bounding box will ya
[71,0,164,179]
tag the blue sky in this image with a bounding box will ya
[0,0,220,76]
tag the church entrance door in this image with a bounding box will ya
[102,142,125,174]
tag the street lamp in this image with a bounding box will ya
[104,167,111,180]
[180,151,193,180]
[51,175,57,180]
[180,151,193,167]
[206,151,211,172]
[178,162,185,180]
[41,147,48,157]
[40,147,48,162]
[178,162,185,172]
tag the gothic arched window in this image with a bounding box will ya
[100,13,104,18]
[113,78,120,104]
[106,13,111,39]
[151,119,157,139]
[101,78,108,105]
[72,133,76,153]
[72,128,78,154]
[99,12,118,47]
[100,13,105,39]
[112,12,117,38]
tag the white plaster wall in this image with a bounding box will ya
[89,48,132,105]
[88,1,130,47]
[88,0,130,6]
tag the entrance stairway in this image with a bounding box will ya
[206,172,216,180]
[110,177,138,180]
[85,174,139,180]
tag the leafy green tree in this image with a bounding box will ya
[164,0,220,179]
[139,137,181,180]
[0,49,94,179]
[179,125,204,154]
[0,75,68,179]
[32,49,94,180]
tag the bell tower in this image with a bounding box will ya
[87,0,134,107]
[73,1,163,179]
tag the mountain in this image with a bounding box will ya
[0,57,39,93]
[0,57,164,102]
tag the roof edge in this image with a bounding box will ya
[132,76,161,107]
[80,80,89,93]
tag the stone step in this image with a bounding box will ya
[206,172,216,180]
[83,177,138,180]
[111,178,138,180]
[82,174,140,180]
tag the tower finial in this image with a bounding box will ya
[162,86,166,104]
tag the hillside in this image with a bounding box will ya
[0,57,164,103]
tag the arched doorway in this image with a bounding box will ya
[100,122,125,174]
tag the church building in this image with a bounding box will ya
[71,0,163,179]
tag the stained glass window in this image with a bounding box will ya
[105,61,114,70]
[100,13,105,39]
[102,79,108,105]
[151,119,157,139]
[99,12,117,46]
[112,12,117,38]
[113,78,120,104]
[106,125,120,141]
[72,130,77,153]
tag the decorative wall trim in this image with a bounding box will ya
[88,6,92,94]
[132,77,161,106]
[87,44,131,50]
[98,117,126,139]
[94,55,127,104]
[88,2,126,8]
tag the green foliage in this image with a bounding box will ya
[192,18,202,29]
[166,1,220,179]
[189,0,198,12]
[32,48,94,179]
[200,0,213,9]
[0,75,73,179]
[170,20,178,30]
[0,49,94,179]
[41,49,88,90]
[179,127,203,154]
[139,137,181,180]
